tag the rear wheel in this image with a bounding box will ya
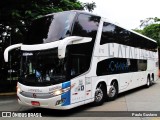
[151,74,154,84]
[146,77,151,88]
[108,81,118,101]
[93,84,106,106]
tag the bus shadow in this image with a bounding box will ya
[22,83,156,117]
[118,83,156,98]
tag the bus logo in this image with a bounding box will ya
[33,93,37,98]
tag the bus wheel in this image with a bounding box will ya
[146,77,151,88]
[108,81,118,101]
[151,74,154,83]
[93,84,105,106]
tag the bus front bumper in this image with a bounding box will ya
[17,92,72,110]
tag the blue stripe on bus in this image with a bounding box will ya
[61,81,71,106]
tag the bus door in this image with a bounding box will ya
[70,55,86,104]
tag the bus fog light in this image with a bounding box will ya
[56,99,65,106]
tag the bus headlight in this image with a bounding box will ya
[51,87,70,96]
[16,82,21,93]
[17,87,21,93]
[53,89,63,96]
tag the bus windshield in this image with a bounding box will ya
[24,11,76,44]
[19,49,68,86]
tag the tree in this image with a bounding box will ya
[0,0,84,42]
[133,17,160,47]
[140,17,160,28]
[133,29,143,34]
[0,0,96,85]
[0,0,96,46]
[142,24,160,47]
[83,1,96,12]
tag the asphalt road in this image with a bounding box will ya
[0,79,160,120]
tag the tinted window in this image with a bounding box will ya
[19,49,69,86]
[25,16,53,44]
[72,14,100,38]
[67,54,90,78]
[96,58,147,76]
[100,22,157,52]
[137,60,147,71]
[68,14,100,79]
[25,11,76,44]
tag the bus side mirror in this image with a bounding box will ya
[58,36,92,59]
[4,43,22,62]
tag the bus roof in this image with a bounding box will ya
[43,10,100,18]
[37,10,157,44]
[101,17,157,43]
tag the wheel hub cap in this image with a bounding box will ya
[95,88,103,102]
[109,86,116,97]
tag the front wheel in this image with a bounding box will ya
[93,84,106,106]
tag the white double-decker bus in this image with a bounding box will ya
[4,11,158,109]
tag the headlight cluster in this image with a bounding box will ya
[51,87,70,96]
[16,86,21,93]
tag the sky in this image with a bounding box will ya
[79,0,160,29]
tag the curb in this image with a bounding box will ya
[0,92,16,96]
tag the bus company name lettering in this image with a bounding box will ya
[104,43,156,59]
[109,61,129,72]
[28,89,42,93]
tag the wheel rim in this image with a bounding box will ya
[109,86,116,97]
[95,88,103,102]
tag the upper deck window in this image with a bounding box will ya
[72,14,100,39]
[100,22,157,52]
[24,11,76,44]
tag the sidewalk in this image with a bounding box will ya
[0,92,16,96]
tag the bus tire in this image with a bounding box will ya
[93,83,106,106]
[151,73,154,83]
[146,76,151,88]
[108,81,118,101]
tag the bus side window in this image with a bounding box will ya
[137,60,147,71]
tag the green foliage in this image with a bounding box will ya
[133,29,143,34]
[0,0,96,81]
[142,24,160,47]
[154,17,160,22]
[133,17,160,47]
[0,0,85,46]
[0,0,95,45]
[0,0,83,29]
[140,17,160,28]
